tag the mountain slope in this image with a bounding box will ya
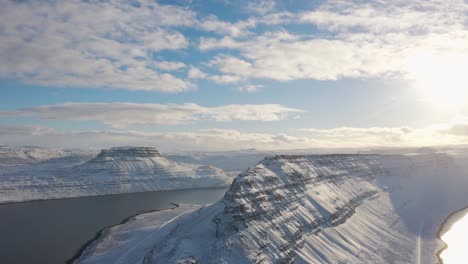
[76,153,468,264]
[72,147,232,191]
[0,147,232,203]
[0,145,95,167]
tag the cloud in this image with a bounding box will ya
[431,117,468,136]
[197,16,257,37]
[188,67,209,79]
[209,74,243,84]
[198,1,468,82]
[299,0,465,35]
[199,31,403,81]
[237,84,263,93]
[0,102,303,128]
[0,0,297,91]
[154,61,187,71]
[199,36,244,50]
[1,0,467,90]
[2,118,468,151]
[297,119,468,148]
[201,34,402,81]
[0,0,195,92]
[188,66,242,84]
[298,127,415,147]
[195,8,291,37]
[246,0,276,15]
[0,124,319,151]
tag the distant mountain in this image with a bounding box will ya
[0,145,95,167]
[72,147,232,190]
[0,146,232,203]
[166,151,268,175]
[76,153,468,264]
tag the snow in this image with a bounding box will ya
[76,204,203,264]
[75,152,468,264]
[0,147,233,203]
[0,145,96,167]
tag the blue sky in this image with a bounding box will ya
[1,0,468,151]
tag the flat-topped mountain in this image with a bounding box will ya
[76,153,468,264]
[0,146,233,203]
[75,147,231,184]
[95,147,161,158]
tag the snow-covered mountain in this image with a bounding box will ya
[0,147,232,203]
[166,150,268,177]
[0,145,95,167]
[76,153,468,264]
[72,147,232,191]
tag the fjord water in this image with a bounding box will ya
[0,188,228,264]
[439,208,468,264]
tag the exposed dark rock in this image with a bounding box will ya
[96,147,161,158]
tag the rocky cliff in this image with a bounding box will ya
[95,147,161,158]
[80,153,468,264]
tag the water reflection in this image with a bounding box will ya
[440,209,468,264]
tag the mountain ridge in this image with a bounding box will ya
[76,153,468,264]
[0,146,233,203]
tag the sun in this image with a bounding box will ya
[406,51,468,108]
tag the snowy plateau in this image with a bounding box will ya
[0,146,232,203]
[75,152,468,264]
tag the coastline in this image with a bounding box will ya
[66,203,180,264]
[0,186,229,205]
[435,206,468,264]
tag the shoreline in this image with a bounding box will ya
[0,186,229,205]
[66,202,180,264]
[435,206,468,264]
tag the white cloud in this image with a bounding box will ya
[197,16,257,37]
[0,102,303,128]
[188,67,209,79]
[154,61,187,71]
[443,124,468,136]
[188,66,242,84]
[140,30,189,51]
[299,0,465,35]
[237,84,263,93]
[429,117,468,137]
[298,127,415,147]
[0,124,319,151]
[199,36,244,51]
[198,1,468,83]
[209,74,243,84]
[246,0,276,15]
[2,118,468,151]
[195,10,291,38]
[298,118,468,148]
[1,0,467,90]
[201,34,403,81]
[0,0,195,92]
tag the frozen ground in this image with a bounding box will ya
[76,152,468,264]
[75,204,203,264]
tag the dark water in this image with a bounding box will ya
[0,188,228,264]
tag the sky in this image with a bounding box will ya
[1,0,468,151]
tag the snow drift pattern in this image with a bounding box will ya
[77,153,468,264]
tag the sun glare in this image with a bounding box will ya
[440,211,468,264]
[407,52,468,108]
